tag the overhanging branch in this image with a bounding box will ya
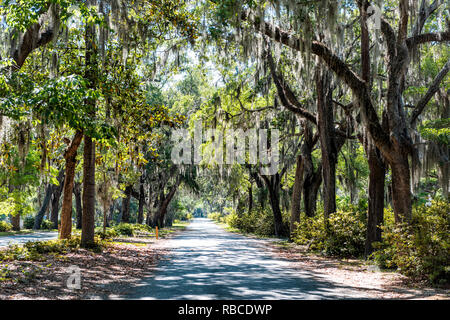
[410,59,450,125]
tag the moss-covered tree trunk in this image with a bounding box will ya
[365,142,386,256]
[121,186,132,223]
[290,154,304,238]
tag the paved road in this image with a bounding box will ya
[126,218,370,300]
[0,232,58,247]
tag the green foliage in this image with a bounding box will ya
[23,238,77,255]
[224,212,239,227]
[291,213,327,251]
[1,0,75,29]
[0,244,29,261]
[419,119,450,145]
[40,219,54,230]
[23,216,35,229]
[0,236,106,262]
[336,196,368,218]
[0,264,11,282]
[111,223,153,237]
[95,228,118,240]
[371,200,450,285]
[131,223,153,233]
[207,211,223,221]
[325,212,366,257]
[225,209,278,237]
[292,210,366,258]
[2,74,116,141]
[0,221,12,232]
[113,223,135,236]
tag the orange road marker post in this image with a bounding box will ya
[156,226,158,240]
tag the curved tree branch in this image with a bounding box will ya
[410,59,450,125]
[11,4,57,70]
[242,9,392,155]
[266,49,318,125]
[406,31,450,50]
[411,0,440,37]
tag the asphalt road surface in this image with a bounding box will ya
[0,232,58,247]
[125,218,370,300]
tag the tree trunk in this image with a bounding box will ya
[50,172,64,229]
[153,179,181,228]
[121,186,132,223]
[81,15,98,248]
[145,195,153,226]
[301,126,322,218]
[290,154,304,238]
[137,180,145,224]
[107,200,114,227]
[262,174,285,237]
[303,166,322,217]
[365,143,386,257]
[390,155,412,223]
[60,131,83,239]
[81,135,96,247]
[45,169,64,229]
[103,203,108,235]
[316,71,337,225]
[34,183,53,229]
[11,213,20,231]
[248,183,253,214]
[268,183,284,237]
[74,182,82,230]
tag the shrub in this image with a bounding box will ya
[291,213,327,251]
[292,210,366,258]
[325,211,366,257]
[225,212,240,228]
[98,223,153,238]
[95,228,118,240]
[207,212,223,221]
[23,216,35,229]
[113,223,135,236]
[0,244,30,261]
[225,209,278,237]
[0,236,107,262]
[40,219,54,230]
[0,221,12,232]
[131,223,152,233]
[253,210,276,236]
[371,200,450,285]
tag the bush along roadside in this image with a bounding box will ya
[94,223,156,240]
[0,221,13,232]
[371,200,449,286]
[208,208,289,237]
[291,210,366,258]
[0,236,108,262]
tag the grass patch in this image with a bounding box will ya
[0,231,31,237]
